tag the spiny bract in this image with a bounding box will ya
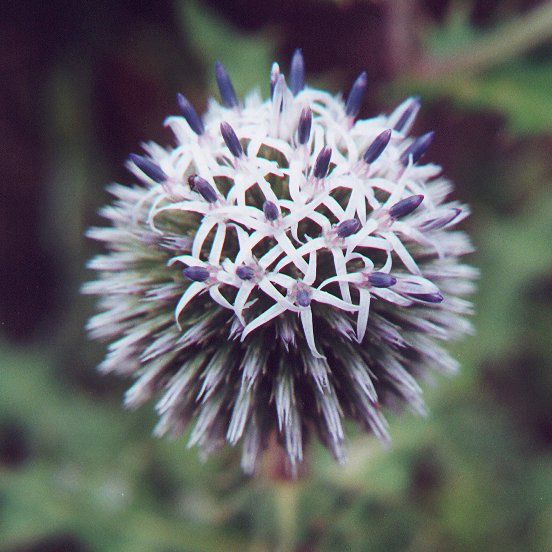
[84,50,477,474]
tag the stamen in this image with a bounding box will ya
[289,48,305,96]
[420,208,462,231]
[215,61,239,108]
[263,200,280,221]
[183,266,210,282]
[400,131,435,166]
[220,121,243,158]
[129,154,167,183]
[393,96,420,132]
[298,107,312,145]
[408,292,443,303]
[236,265,255,281]
[296,288,312,307]
[368,272,396,288]
[188,175,219,203]
[345,71,368,118]
[176,93,204,135]
[313,146,332,179]
[270,62,280,98]
[389,194,424,219]
[336,218,361,238]
[363,129,392,164]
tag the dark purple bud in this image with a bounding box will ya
[363,129,392,164]
[236,265,255,280]
[263,200,280,221]
[400,131,435,166]
[220,121,243,157]
[368,272,396,288]
[298,107,312,145]
[215,61,238,108]
[176,93,204,135]
[393,96,420,132]
[336,218,361,238]
[420,208,462,231]
[389,194,424,218]
[408,292,443,303]
[345,71,368,118]
[188,175,219,203]
[129,154,167,183]
[289,48,305,96]
[183,266,210,282]
[313,146,332,179]
[296,288,311,307]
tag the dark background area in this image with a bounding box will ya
[1,1,551,551]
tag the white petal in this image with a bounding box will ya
[208,223,227,265]
[242,303,286,340]
[258,278,297,310]
[304,251,317,285]
[300,308,325,359]
[209,285,234,310]
[356,288,371,343]
[331,248,352,302]
[372,287,413,306]
[311,289,357,311]
[175,282,205,328]
[384,232,421,275]
[274,231,309,273]
[192,217,218,258]
[233,283,255,325]
[168,255,205,268]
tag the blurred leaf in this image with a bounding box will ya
[398,60,552,135]
[0,342,248,551]
[473,191,552,358]
[178,0,275,99]
[425,1,479,56]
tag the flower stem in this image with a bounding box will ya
[273,480,300,552]
[417,1,552,79]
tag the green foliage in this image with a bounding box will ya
[2,2,552,551]
[178,0,275,98]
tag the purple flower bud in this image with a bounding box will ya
[176,93,204,135]
[215,61,239,108]
[183,266,210,282]
[363,129,392,164]
[129,154,167,183]
[420,208,462,231]
[298,107,312,145]
[345,71,368,118]
[389,195,424,219]
[408,292,443,303]
[336,218,361,238]
[368,272,396,288]
[400,131,435,166]
[296,288,311,307]
[393,96,420,132]
[263,200,280,221]
[313,146,332,179]
[220,121,243,157]
[188,175,219,203]
[236,265,255,280]
[289,48,305,96]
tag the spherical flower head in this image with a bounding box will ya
[84,51,477,475]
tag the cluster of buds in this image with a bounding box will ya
[84,50,477,474]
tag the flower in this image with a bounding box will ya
[84,49,477,475]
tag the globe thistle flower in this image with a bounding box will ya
[84,50,477,475]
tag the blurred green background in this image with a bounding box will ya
[1,1,552,551]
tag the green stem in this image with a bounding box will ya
[274,481,300,552]
[417,0,552,79]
